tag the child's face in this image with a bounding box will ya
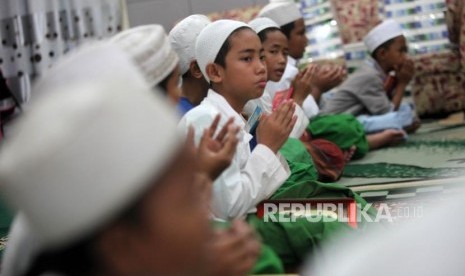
[112,147,211,275]
[383,36,408,71]
[219,28,267,102]
[263,30,289,82]
[288,18,307,59]
[165,65,182,104]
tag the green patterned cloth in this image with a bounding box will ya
[249,137,378,267]
[344,163,465,179]
[307,114,369,159]
[340,134,465,186]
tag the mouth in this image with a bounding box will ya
[257,79,267,89]
[275,68,285,76]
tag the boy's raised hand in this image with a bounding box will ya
[207,220,261,276]
[292,64,319,105]
[396,59,415,85]
[194,114,240,180]
[311,64,346,93]
[256,100,297,153]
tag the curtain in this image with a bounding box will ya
[0,0,128,103]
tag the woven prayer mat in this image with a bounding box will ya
[351,177,465,223]
[339,119,465,188]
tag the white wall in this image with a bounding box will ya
[126,0,268,31]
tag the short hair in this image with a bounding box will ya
[158,69,173,92]
[371,37,397,59]
[280,21,295,40]
[257,27,282,43]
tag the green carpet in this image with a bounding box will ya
[0,199,13,258]
[340,122,465,187]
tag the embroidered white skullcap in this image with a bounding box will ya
[258,1,302,27]
[0,43,181,250]
[111,24,179,87]
[169,14,211,75]
[34,41,148,97]
[364,19,404,53]
[196,19,249,83]
[249,17,280,35]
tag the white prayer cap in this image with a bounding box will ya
[111,24,179,87]
[34,41,151,97]
[2,214,39,276]
[249,17,280,35]
[0,43,181,250]
[196,19,249,83]
[169,14,211,75]
[364,19,404,53]
[258,1,302,27]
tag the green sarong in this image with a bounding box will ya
[308,114,368,159]
[251,179,377,267]
[248,213,351,268]
[252,244,285,274]
[278,138,376,218]
[212,221,284,274]
[278,138,319,190]
[252,137,378,267]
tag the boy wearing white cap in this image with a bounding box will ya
[180,19,356,270]
[111,24,243,183]
[170,15,287,275]
[0,43,211,275]
[257,1,383,159]
[180,16,296,218]
[246,17,351,181]
[169,14,212,115]
[258,0,346,119]
[321,20,417,135]
[111,24,182,105]
[180,19,295,220]
[243,17,310,140]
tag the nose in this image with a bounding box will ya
[256,59,266,76]
[279,53,287,65]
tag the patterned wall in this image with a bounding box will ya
[300,0,450,72]
[0,0,127,103]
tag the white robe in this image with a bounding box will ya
[243,86,310,138]
[266,56,320,119]
[179,89,291,220]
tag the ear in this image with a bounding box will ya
[205,63,224,84]
[189,61,204,79]
[376,47,388,61]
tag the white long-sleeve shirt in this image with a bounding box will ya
[243,86,309,138]
[179,89,291,220]
[266,56,320,119]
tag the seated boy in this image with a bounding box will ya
[320,20,418,134]
[259,2,407,155]
[259,0,346,119]
[169,14,212,116]
[0,43,211,275]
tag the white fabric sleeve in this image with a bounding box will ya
[289,104,310,138]
[211,144,290,220]
[302,94,320,119]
